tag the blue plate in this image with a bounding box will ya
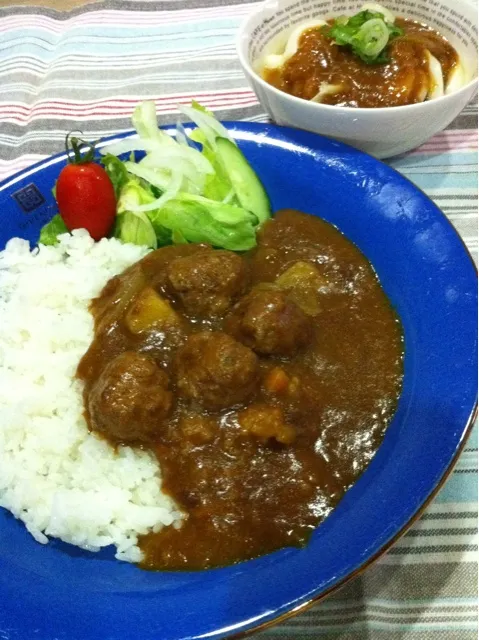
[0,123,476,640]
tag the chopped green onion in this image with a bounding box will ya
[322,9,403,64]
[353,18,390,61]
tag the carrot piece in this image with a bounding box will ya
[264,367,290,395]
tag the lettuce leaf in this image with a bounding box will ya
[101,153,130,199]
[116,181,158,248]
[38,214,68,246]
[148,194,256,251]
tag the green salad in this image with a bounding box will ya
[40,101,271,251]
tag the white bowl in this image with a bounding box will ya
[237,0,478,158]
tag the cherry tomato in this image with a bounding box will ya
[56,134,116,241]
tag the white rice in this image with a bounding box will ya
[0,230,183,562]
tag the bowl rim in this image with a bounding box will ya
[236,0,479,115]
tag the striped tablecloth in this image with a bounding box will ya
[0,1,477,637]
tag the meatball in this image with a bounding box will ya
[87,352,172,443]
[225,287,311,356]
[175,331,258,410]
[167,248,247,317]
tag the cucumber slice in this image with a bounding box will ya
[215,137,271,224]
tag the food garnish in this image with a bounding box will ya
[40,101,271,250]
[322,9,404,64]
[41,134,117,243]
[39,213,68,245]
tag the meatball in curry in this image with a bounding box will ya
[166,246,247,317]
[87,351,172,443]
[175,331,259,410]
[225,287,312,356]
[78,209,404,571]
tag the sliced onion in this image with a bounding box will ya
[140,147,212,177]
[174,145,214,175]
[143,144,213,175]
[123,161,170,191]
[178,107,215,148]
[99,138,155,157]
[178,105,232,148]
[361,2,395,23]
[124,165,183,212]
[176,120,191,147]
[425,50,444,100]
[140,153,201,187]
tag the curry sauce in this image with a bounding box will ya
[263,18,459,108]
[77,210,404,570]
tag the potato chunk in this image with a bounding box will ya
[237,405,296,445]
[125,287,180,334]
[275,261,326,316]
